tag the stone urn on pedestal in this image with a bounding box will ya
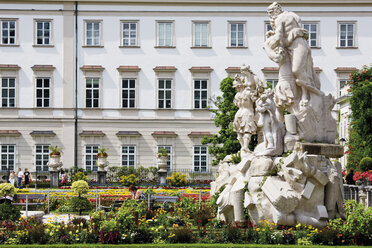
[47,146,63,188]
[157,148,169,185]
[96,148,109,185]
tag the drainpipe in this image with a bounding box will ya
[74,1,78,171]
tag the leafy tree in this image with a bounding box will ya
[347,65,372,171]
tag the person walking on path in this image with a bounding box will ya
[8,171,15,186]
[17,168,24,189]
[24,168,31,188]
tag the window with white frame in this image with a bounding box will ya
[339,80,350,97]
[338,22,356,48]
[229,22,245,47]
[122,22,138,46]
[193,146,208,172]
[1,20,16,45]
[193,22,209,47]
[157,146,172,171]
[85,21,101,46]
[302,23,318,47]
[157,22,173,47]
[1,77,16,107]
[86,78,99,108]
[36,78,50,108]
[266,79,278,89]
[194,79,208,109]
[35,144,49,172]
[158,79,172,109]
[85,145,98,171]
[35,20,51,45]
[122,78,136,108]
[121,145,136,168]
[1,145,15,171]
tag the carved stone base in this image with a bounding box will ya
[294,142,344,158]
[158,171,167,185]
[97,171,107,185]
[50,171,59,188]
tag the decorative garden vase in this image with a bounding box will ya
[47,155,63,171]
[157,155,168,173]
[97,156,109,171]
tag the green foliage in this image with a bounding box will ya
[347,65,372,170]
[0,202,21,221]
[71,171,88,182]
[359,157,372,171]
[96,148,108,158]
[68,197,92,214]
[166,172,187,187]
[230,151,241,164]
[71,180,89,196]
[120,174,138,186]
[0,183,17,197]
[170,226,195,243]
[158,148,169,156]
[49,145,61,156]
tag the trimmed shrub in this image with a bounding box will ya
[0,183,17,197]
[166,172,187,187]
[71,180,89,196]
[359,157,372,172]
[0,202,21,222]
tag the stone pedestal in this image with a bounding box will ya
[157,155,168,185]
[50,171,59,188]
[98,171,107,185]
[158,171,167,185]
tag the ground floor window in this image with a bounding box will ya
[85,145,99,171]
[121,145,136,168]
[35,144,49,172]
[193,146,208,172]
[1,144,15,171]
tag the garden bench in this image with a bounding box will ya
[12,193,47,217]
[101,199,125,212]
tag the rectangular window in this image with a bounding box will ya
[229,22,245,47]
[266,79,278,89]
[1,20,16,45]
[121,145,136,168]
[193,146,208,172]
[36,21,51,45]
[339,23,355,47]
[1,145,15,171]
[157,146,172,171]
[1,77,16,108]
[193,22,209,47]
[158,79,172,109]
[157,22,173,46]
[122,22,137,46]
[36,78,50,108]
[339,80,350,97]
[35,144,49,172]
[194,79,208,109]
[85,21,100,46]
[86,78,99,108]
[302,23,318,47]
[85,145,98,171]
[122,79,136,108]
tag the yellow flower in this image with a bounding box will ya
[256,228,260,232]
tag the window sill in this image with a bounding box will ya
[191,46,212,49]
[310,46,321,49]
[226,46,248,49]
[82,45,104,48]
[336,46,358,49]
[119,46,140,48]
[33,44,54,48]
[154,46,176,48]
[0,44,19,47]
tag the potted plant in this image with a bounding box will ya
[48,146,63,171]
[96,148,109,171]
[157,148,169,172]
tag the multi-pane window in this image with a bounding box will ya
[86,78,99,108]
[194,79,208,109]
[85,145,98,171]
[35,145,49,172]
[36,21,51,45]
[1,145,15,171]
[1,20,16,45]
[339,23,355,47]
[193,22,209,47]
[85,21,100,46]
[157,146,172,171]
[339,80,350,97]
[1,78,16,107]
[36,78,50,108]
[157,22,173,46]
[266,79,278,89]
[121,145,136,168]
[302,23,318,47]
[229,23,245,47]
[122,22,137,46]
[158,79,172,109]
[122,79,135,108]
[193,146,208,172]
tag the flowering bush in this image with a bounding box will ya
[120,174,138,186]
[0,183,17,197]
[166,172,187,187]
[353,170,372,182]
[71,180,89,197]
[71,171,88,182]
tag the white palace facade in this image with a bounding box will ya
[0,0,371,177]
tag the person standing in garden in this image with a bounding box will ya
[345,169,355,185]
[8,171,15,186]
[17,168,24,189]
[24,168,31,188]
[129,185,146,200]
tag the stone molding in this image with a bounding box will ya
[152,131,177,137]
[79,130,106,137]
[0,130,21,137]
[116,131,141,137]
[30,130,56,137]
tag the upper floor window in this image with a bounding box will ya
[1,20,16,45]
[194,79,208,109]
[157,22,173,47]
[1,77,16,108]
[86,78,100,108]
[339,80,350,97]
[1,145,15,171]
[158,79,172,109]
[122,78,136,108]
[302,22,318,47]
[193,22,209,47]
[266,79,278,89]
[85,145,98,171]
[36,78,50,108]
[229,22,245,47]
[35,144,49,172]
[85,21,101,46]
[338,22,356,48]
[35,20,51,45]
[193,146,208,172]
[122,21,138,47]
[121,145,136,168]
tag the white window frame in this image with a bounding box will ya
[193,79,208,109]
[84,20,102,47]
[34,19,53,46]
[338,21,357,48]
[302,22,319,48]
[35,77,51,108]
[1,77,16,108]
[121,145,136,168]
[193,145,208,173]
[266,79,279,89]
[0,144,16,171]
[84,145,99,172]
[122,78,136,108]
[157,145,172,171]
[338,79,350,98]
[0,19,17,46]
[228,21,246,48]
[35,144,49,172]
[85,78,100,108]
[156,21,174,47]
[121,21,139,47]
[157,78,172,109]
[192,21,210,47]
